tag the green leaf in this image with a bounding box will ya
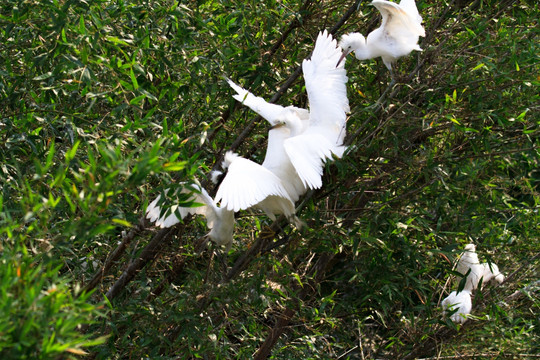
[163,161,187,171]
[65,141,80,162]
[130,94,146,105]
[78,15,86,34]
[105,36,132,46]
[33,72,53,81]
[112,218,132,227]
[292,273,303,288]
[471,63,485,71]
[130,68,139,90]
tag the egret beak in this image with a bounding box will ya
[336,51,348,67]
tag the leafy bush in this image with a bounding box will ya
[1,0,538,358]
[0,245,106,358]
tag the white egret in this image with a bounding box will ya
[214,151,300,226]
[338,0,425,82]
[442,289,472,324]
[227,30,349,200]
[480,262,505,284]
[455,244,505,291]
[146,182,235,248]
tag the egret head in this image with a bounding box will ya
[281,109,305,134]
[337,33,367,66]
[269,109,303,135]
[222,151,240,170]
[464,244,476,252]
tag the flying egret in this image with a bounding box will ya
[214,151,300,226]
[337,0,425,82]
[442,289,472,324]
[455,244,505,291]
[146,182,235,248]
[227,30,349,200]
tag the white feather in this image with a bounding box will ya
[226,78,307,126]
[442,290,472,324]
[215,151,295,218]
[146,182,235,248]
[303,30,350,145]
[339,0,425,71]
[455,244,505,291]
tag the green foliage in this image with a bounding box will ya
[0,245,106,358]
[1,0,538,358]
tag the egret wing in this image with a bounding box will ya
[302,30,349,145]
[399,0,425,34]
[146,194,180,227]
[215,156,291,212]
[146,183,218,228]
[284,133,345,189]
[226,78,286,126]
[373,0,425,38]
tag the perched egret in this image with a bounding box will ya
[338,0,425,82]
[227,30,349,200]
[455,244,505,291]
[146,182,235,248]
[442,289,472,324]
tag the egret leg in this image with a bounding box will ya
[203,247,215,283]
[194,235,210,253]
[389,67,396,88]
[214,246,229,277]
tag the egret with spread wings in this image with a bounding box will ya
[226,30,349,203]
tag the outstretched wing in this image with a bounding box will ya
[399,0,425,36]
[146,183,218,228]
[215,155,292,212]
[302,30,349,146]
[373,0,425,39]
[284,133,345,189]
[226,78,287,126]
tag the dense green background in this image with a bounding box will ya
[1,0,538,358]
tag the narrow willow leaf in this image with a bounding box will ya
[471,63,485,71]
[130,94,146,105]
[65,141,80,162]
[33,72,53,81]
[112,218,132,227]
[130,68,139,89]
[163,162,187,171]
[78,15,86,35]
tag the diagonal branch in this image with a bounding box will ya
[105,227,176,301]
[82,216,147,294]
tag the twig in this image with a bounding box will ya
[82,216,147,294]
[223,218,286,283]
[264,0,314,60]
[253,252,336,359]
[105,227,176,301]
